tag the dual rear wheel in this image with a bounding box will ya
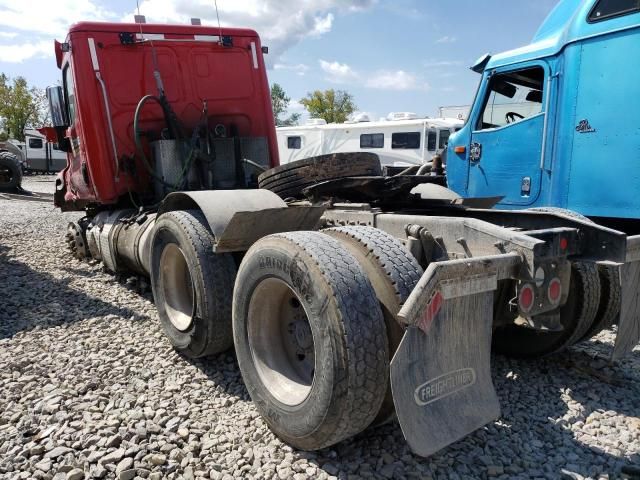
[150,212,419,449]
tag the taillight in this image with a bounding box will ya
[547,278,562,305]
[418,290,444,334]
[518,284,535,313]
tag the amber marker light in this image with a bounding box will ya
[454,146,466,154]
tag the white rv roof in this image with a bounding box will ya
[277,117,464,133]
[23,128,45,138]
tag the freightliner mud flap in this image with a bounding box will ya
[391,252,522,457]
[612,235,640,361]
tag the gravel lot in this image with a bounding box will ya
[0,176,639,480]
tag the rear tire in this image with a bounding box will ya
[493,261,601,357]
[0,151,23,191]
[580,265,620,341]
[323,226,422,425]
[233,231,388,450]
[150,210,236,358]
[258,153,382,199]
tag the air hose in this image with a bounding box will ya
[133,94,193,190]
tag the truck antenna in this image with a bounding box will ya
[214,0,223,45]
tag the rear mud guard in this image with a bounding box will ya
[391,252,521,457]
[613,235,640,360]
[614,260,640,360]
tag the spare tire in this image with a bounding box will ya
[0,151,23,191]
[258,152,382,199]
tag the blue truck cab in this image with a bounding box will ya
[447,0,640,224]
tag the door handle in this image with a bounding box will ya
[469,142,482,163]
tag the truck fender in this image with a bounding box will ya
[157,189,326,252]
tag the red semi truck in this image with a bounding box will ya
[43,19,640,457]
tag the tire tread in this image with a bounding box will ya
[157,210,235,357]
[275,231,388,445]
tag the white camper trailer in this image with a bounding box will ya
[276,113,464,168]
[19,129,67,173]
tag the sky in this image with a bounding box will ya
[0,0,559,122]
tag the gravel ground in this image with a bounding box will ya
[0,176,639,480]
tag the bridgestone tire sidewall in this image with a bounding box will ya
[150,211,235,358]
[0,152,22,191]
[233,234,387,450]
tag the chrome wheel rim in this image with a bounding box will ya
[160,243,194,331]
[247,278,315,406]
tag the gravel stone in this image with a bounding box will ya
[0,176,638,480]
[44,447,73,459]
[117,469,136,480]
[115,457,133,475]
[34,459,52,472]
[66,469,85,480]
[149,454,167,465]
[99,449,125,465]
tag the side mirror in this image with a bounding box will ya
[46,86,69,129]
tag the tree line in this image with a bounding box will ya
[271,83,355,126]
[0,74,48,142]
[0,72,352,142]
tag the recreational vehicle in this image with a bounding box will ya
[276,113,464,168]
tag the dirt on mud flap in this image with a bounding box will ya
[612,235,640,361]
[390,252,522,458]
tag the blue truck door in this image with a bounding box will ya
[466,64,549,205]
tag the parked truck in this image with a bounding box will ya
[43,0,640,458]
[447,0,639,221]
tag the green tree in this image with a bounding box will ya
[270,83,300,127]
[0,74,48,142]
[299,89,356,124]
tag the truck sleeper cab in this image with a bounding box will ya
[447,0,640,226]
[50,21,277,211]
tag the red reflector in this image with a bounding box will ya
[518,284,535,313]
[418,290,443,334]
[559,237,568,251]
[548,278,562,304]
